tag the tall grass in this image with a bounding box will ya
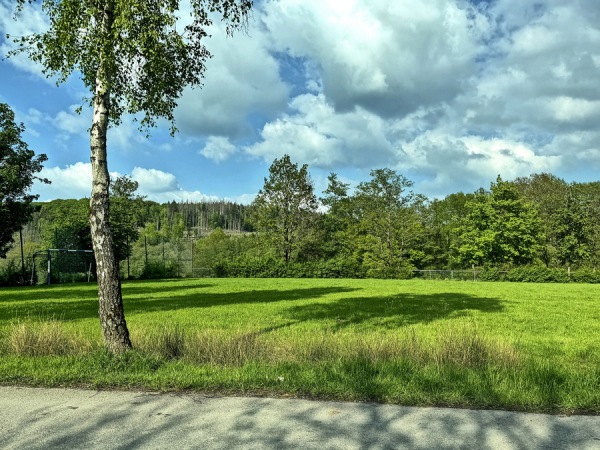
[3,318,97,356]
[7,319,518,370]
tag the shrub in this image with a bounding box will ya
[571,268,600,284]
[479,267,501,281]
[0,260,28,287]
[212,257,367,279]
[139,260,181,279]
[506,266,569,283]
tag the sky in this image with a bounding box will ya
[1,0,600,204]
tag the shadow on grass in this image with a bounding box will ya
[0,279,214,303]
[0,279,506,329]
[0,284,360,323]
[285,292,505,329]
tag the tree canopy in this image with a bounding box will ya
[252,154,318,263]
[12,0,253,131]
[457,177,542,267]
[0,103,48,258]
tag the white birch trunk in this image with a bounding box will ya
[89,2,132,352]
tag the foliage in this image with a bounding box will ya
[214,257,366,279]
[110,175,145,261]
[505,266,569,283]
[570,181,600,268]
[0,103,48,258]
[252,155,318,263]
[457,177,543,267]
[478,267,502,282]
[350,169,424,277]
[419,193,473,269]
[514,173,568,267]
[570,268,600,284]
[139,260,181,280]
[11,0,253,132]
[39,199,92,251]
[319,173,354,259]
[0,260,25,287]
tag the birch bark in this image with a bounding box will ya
[89,3,132,352]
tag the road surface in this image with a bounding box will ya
[1,386,598,449]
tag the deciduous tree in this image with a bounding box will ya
[351,169,424,278]
[457,177,542,267]
[252,155,318,263]
[110,175,144,262]
[0,103,48,258]
[10,0,253,352]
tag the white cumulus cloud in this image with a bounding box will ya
[200,136,237,163]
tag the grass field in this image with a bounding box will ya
[0,278,598,414]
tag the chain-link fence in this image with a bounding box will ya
[120,238,213,280]
[412,270,508,281]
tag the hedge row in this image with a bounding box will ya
[215,260,600,283]
[481,266,600,283]
[213,258,367,279]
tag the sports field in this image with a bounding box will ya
[0,278,598,413]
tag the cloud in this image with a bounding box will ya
[130,167,225,203]
[174,17,289,139]
[32,163,232,203]
[0,1,50,79]
[200,136,237,163]
[246,93,395,168]
[262,0,488,117]
[33,162,94,201]
[399,132,561,197]
[131,167,180,193]
[53,106,89,135]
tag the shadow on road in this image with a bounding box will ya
[2,388,598,450]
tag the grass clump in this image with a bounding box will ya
[5,318,95,357]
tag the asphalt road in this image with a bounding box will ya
[0,386,598,449]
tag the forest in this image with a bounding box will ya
[2,155,600,285]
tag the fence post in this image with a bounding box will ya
[47,249,51,285]
[19,228,26,280]
[191,239,195,278]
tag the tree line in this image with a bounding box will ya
[4,154,600,285]
[232,155,600,278]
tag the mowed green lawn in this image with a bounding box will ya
[0,278,598,413]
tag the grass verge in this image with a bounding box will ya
[0,278,598,414]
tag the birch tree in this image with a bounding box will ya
[9,0,252,352]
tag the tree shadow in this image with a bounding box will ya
[285,292,505,329]
[0,285,360,323]
[0,279,214,303]
[0,280,505,329]
[4,387,599,450]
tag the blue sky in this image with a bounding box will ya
[1,0,600,203]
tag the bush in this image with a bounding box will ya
[479,267,501,281]
[506,266,569,283]
[212,257,367,279]
[139,260,181,279]
[571,268,600,284]
[0,260,28,287]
